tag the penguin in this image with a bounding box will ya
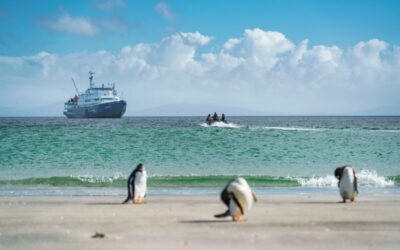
[334,165,358,203]
[122,163,147,204]
[214,177,257,221]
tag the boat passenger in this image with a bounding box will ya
[213,112,219,122]
[221,113,227,123]
[206,114,213,125]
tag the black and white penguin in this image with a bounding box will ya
[122,163,147,204]
[214,177,257,221]
[334,165,358,203]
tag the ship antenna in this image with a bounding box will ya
[88,71,95,88]
[71,77,80,95]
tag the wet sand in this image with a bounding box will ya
[0,194,399,249]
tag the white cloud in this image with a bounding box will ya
[41,12,98,36]
[349,39,388,72]
[0,28,399,116]
[40,11,128,36]
[155,2,176,21]
[222,29,294,70]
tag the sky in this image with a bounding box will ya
[0,0,399,116]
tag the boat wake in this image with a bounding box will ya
[258,126,323,132]
[200,122,241,128]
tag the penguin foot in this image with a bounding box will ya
[232,215,241,221]
[350,198,356,203]
[132,198,145,204]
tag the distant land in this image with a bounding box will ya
[0,103,399,117]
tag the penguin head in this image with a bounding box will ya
[334,166,345,180]
[135,163,144,172]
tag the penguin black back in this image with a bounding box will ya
[214,179,235,218]
[122,163,144,204]
[214,178,247,218]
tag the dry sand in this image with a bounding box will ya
[0,194,399,250]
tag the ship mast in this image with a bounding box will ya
[71,78,80,95]
[88,71,95,89]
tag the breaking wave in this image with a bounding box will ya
[294,169,395,187]
[0,171,396,188]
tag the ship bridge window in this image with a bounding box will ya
[101,97,114,100]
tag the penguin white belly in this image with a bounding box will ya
[227,180,254,216]
[134,171,147,199]
[339,169,356,199]
[229,199,241,216]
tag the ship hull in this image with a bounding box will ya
[63,100,127,118]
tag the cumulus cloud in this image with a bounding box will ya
[223,29,294,69]
[0,28,399,115]
[40,12,98,36]
[155,2,176,21]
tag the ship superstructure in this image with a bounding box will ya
[63,72,127,118]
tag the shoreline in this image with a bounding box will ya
[1,194,399,249]
[1,186,399,197]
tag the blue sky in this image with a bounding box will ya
[0,0,399,115]
[1,0,399,56]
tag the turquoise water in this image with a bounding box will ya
[0,117,399,195]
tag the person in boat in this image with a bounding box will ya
[206,114,213,125]
[221,113,227,123]
[212,112,219,122]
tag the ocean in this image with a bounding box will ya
[0,116,399,196]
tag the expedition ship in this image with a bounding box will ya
[63,72,127,118]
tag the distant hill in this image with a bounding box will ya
[128,103,400,116]
[0,103,64,117]
[1,103,399,117]
[351,105,400,116]
[128,103,264,116]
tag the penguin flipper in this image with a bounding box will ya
[354,176,359,194]
[214,210,230,218]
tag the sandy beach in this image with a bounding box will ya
[0,194,399,250]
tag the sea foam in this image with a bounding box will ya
[294,169,394,188]
[76,173,124,183]
[261,126,323,132]
[200,122,241,128]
